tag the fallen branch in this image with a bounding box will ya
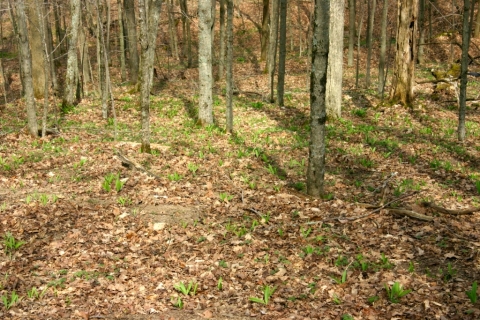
[115,150,162,179]
[388,208,434,221]
[421,201,480,215]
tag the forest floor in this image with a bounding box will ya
[2,19,480,318]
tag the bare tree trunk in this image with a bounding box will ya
[35,0,50,137]
[458,0,472,141]
[179,0,192,67]
[417,0,425,64]
[348,0,355,67]
[27,0,46,99]
[167,0,179,60]
[355,0,365,89]
[260,0,270,61]
[378,0,388,94]
[226,0,234,133]
[267,0,279,102]
[96,0,110,118]
[326,0,344,118]
[218,0,226,80]
[10,0,38,137]
[63,0,81,108]
[475,0,480,37]
[118,0,126,81]
[389,0,418,107]
[365,0,376,87]
[277,0,287,107]
[139,0,163,152]
[307,0,330,197]
[198,0,214,125]
[124,0,139,82]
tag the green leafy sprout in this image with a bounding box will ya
[249,285,277,305]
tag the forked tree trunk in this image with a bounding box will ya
[389,0,418,107]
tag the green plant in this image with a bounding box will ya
[168,172,182,182]
[187,163,199,175]
[1,291,20,310]
[174,281,198,296]
[39,193,49,205]
[217,277,223,290]
[335,255,349,267]
[3,232,25,258]
[171,296,183,308]
[293,182,305,191]
[332,294,341,304]
[408,261,415,273]
[379,253,393,269]
[117,196,131,206]
[367,295,379,305]
[466,281,478,304]
[115,178,124,192]
[267,164,277,175]
[341,314,354,320]
[219,192,234,202]
[249,285,276,305]
[332,267,348,284]
[384,282,412,303]
[441,262,457,282]
[218,260,228,268]
[27,287,47,300]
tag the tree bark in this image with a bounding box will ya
[27,0,46,99]
[348,0,355,67]
[198,0,214,125]
[267,0,279,102]
[10,0,38,137]
[389,0,418,107]
[124,0,139,82]
[326,0,344,118]
[417,0,425,64]
[167,0,179,60]
[260,0,270,61]
[365,0,376,87]
[35,0,50,137]
[458,0,472,141]
[307,0,330,197]
[63,0,81,108]
[118,0,126,81]
[378,0,388,94]
[226,0,234,133]
[179,0,192,67]
[277,0,287,107]
[218,0,226,80]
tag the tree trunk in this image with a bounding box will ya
[267,0,279,102]
[10,0,38,137]
[475,0,480,37]
[198,0,214,125]
[167,0,179,60]
[63,0,81,108]
[307,0,330,197]
[378,0,388,94]
[118,0,126,81]
[365,0,376,87]
[35,0,50,137]
[326,0,344,118]
[179,0,192,67]
[27,0,46,99]
[417,0,425,64]
[260,0,270,61]
[218,0,226,80]
[226,0,234,133]
[124,0,139,82]
[389,0,418,107]
[348,0,355,67]
[277,0,287,107]
[458,0,472,141]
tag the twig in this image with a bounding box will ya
[115,150,162,179]
[421,201,480,215]
[247,208,263,218]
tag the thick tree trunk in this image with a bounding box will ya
[226,0,234,133]
[63,0,81,108]
[11,0,38,137]
[389,0,418,107]
[27,0,46,99]
[326,0,344,118]
[378,0,388,94]
[348,0,355,67]
[365,0,376,87]
[267,0,279,102]
[277,0,287,107]
[124,0,139,82]
[307,0,329,197]
[198,0,214,125]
